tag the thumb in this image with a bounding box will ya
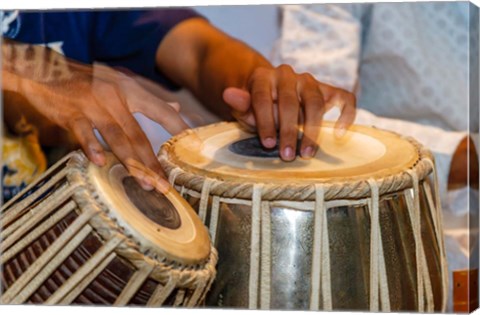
[223,87,251,113]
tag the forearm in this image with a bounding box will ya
[195,34,271,119]
[156,18,271,119]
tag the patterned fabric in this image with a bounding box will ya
[278,2,473,132]
[2,126,47,203]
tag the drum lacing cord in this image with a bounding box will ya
[0,198,101,304]
[423,158,449,312]
[170,166,216,225]
[310,185,332,311]
[406,169,433,312]
[167,167,183,190]
[249,184,263,309]
[367,179,391,312]
[147,273,180,306]
[199,179,215,223]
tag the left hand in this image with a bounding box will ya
[222,64,356,161]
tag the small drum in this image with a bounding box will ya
[159,122,448,312]
[1,151,217,306]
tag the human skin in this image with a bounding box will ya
[2,17,356,189]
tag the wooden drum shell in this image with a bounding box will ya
[1,151,217,307]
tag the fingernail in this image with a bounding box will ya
[335,127,347,138]
[283,146,294,161]
[139,179,154,191]
[92,150,106,166]
[301,146,315,159]
[167,102,181,111]
[263,137,276,148]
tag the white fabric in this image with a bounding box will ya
[277,3,472,132]
[276,3,476,311]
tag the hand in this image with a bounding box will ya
[2,41,189,189]
[222,64,356,161]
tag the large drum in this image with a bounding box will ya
[1,151,217,306]
[159,122,448,312]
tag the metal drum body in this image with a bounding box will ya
[1,151,216,306]
[159,122,448,312]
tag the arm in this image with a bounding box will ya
[2,38,188,188]
[156,18,356,161]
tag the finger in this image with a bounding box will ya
[86,97,155,190]
[117,112,166,177]
[134,98,190,136]
[223,87,257,128]
[125,158,171,194]
[248,68,277,149]
[95,85,166,177]
[277,65,300,161]
[167,101,181,112]
[223,87,251,113]
[298,74,325,159]
[327,91,356,138]
[67,114,106,166]
[115,74,189,135]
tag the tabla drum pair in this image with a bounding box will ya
[159,121,449,312]
[0,151,217,306]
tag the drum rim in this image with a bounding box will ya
[158,122,435,201]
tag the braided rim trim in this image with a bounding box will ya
[66,151,218,289]
[158,123,435,201]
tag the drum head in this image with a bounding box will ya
[87,153,211,265]
[163,122,419,184]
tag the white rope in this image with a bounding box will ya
[114,263,154,306]
[46,236,124,305]
[312,185,333,310]
[209,196,221,244]
[405,170,425,312]
[180,185,186,198]
[58,253,117,305]
[186,278,208,307]
[377,226,391,312]
[174,289,186,306]
[1,170,70,227]
[7,224,93,304]
[198,178,214,223]
[181,186,371,211]
[320,189,332,311]
[366,179,390,312]
[422,181,443,312]
[366,179,379,311]
[1,204,97,304]
[249,184,263,309]
[260,201,271,310]
[1,151,73,212]
[1,184,74,250]
[167,167,182,187]
[421,248,434,312]
[424,159,449,311]
[311,185,324,310]
[1,201,76,264]
[147,274,179,306]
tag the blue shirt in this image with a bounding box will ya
[2,9,201,89]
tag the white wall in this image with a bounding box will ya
[193,5,280,60]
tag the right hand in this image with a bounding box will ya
[2,41,189,190]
